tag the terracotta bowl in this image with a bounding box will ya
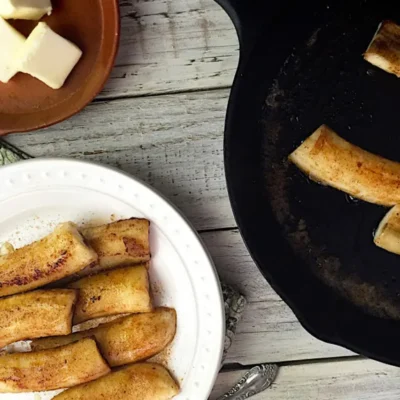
[0,0,120,135]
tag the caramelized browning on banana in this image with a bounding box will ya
[81,218,150,276]
[32,308,177,367]
[69,265,152,324]
[0,223,98,297]
[0,338,110,393]
[289,125,400,206]
[53,363,179,400]
[0,289,77,348]
[364,20,400,78]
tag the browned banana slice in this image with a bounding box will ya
[374,205,400,254]
[32,308,177,367]
[0,289,77,348]
[0,222,98,297]
[364,20,400,78]
[289,125,400,206]
[53,363,179,400]
[0,338,110,393]
[81,218,150,276]
[69,265,152,324]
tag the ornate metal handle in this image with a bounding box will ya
[216,364,278,399]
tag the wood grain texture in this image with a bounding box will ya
[223,301,353,364]
[7,90,235,231]
[202,229,354,364]
[211,358,400,399]
[99,0,239,98]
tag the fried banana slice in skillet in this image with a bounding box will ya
[374,205,400,254]
[80,218,150,276]
[0,222,98,297]
[53,363,179,400]
[364,20,400,77]
[0,338,110,393]
[289,125,400,206]
[0,289,77,348]
[32,308,177,367]
[69,264,152,325]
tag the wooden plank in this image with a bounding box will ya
[202,229,354,364]
[223,302,353,365]
[202,229,273,302]
[7,90,235,231]
[212,358,400,400]
[100,0,239,98]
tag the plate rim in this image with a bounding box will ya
[0,157,225,399]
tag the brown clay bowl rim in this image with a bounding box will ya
[1,0,121,136]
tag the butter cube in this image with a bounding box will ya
[16,22,82,89]
[0,17,25,83]
[0,0,52,20]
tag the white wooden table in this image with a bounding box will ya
[7,1,400,398]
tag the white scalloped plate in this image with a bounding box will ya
[0,158,224,400]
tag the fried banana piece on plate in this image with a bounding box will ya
[0,289,77,348]
[364,20,400,77]
[32,308,177,367]
[81,218,150,276]
[69,265,152,325]
[374,205,400,255]
[0,242,14,256]
[0,338,110,393]
[53,363,179,400]
[0,222,98,297]
[289,125,400,206]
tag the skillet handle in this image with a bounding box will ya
[215,0,275,62]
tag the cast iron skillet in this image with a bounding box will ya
[216,0,400,365]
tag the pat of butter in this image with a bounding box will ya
[16,22,82,89]
[0,0,52,20]
[0,17,25,83]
